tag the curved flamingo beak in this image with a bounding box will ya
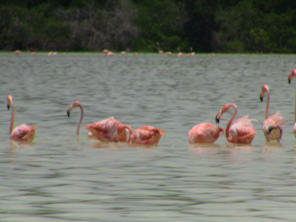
[260,95,263,102]
[215,114,220,124]
[7,104,10,110]
[67,111,70,117]
[288,75,292,84]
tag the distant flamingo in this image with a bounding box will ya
[288,69,296,136]
[215,103,256,144]
[188,122,224,144]
[6,95,36,142]
[188,47,195,56]
[259,84,285,142]
[66,101,84,137]
[85,117,132,143]
[66,101,132,143]
[129,126,163,145]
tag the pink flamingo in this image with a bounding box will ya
[66,101,84,137]
[215,103,256,144]
[85,117,132,143]
[129,126,163,145]
[259,84,285,142]
[67,101,132,143]
[188,48,195,56]
[288,69,296,136]
[188,122,224,144]
[6,95,36,142]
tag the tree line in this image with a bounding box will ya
[1,0,296,53]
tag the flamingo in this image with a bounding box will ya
[288,69,296,136]
[6,95,36,142]
[129,126,163,145]
[259,84,285,142]
[188,122,224,144]
[85,117,132,143]
[215,103,256,144]
[66,101,132,143]
[66,101,84,137]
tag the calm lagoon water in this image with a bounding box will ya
[0,53,296,221]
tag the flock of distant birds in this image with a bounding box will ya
[14,48,200,57]
[9,50,295,146]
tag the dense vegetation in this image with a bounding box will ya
[1,0,296,53]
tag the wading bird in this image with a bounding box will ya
[259,84,285,142]
[215,103,256,144]
[6,95,36,142]
[288,69,296,136]
[67,101,132,143]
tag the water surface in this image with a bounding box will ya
[0,53,296,221]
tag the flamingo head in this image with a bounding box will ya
[6,94,13,110]
[215,103,237,123]
[66,100,81,117]
[288,69,296,84]
[259,84,269,102]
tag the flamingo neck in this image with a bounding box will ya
[9,102,15,135]
[119,125,133,143]
[226,104,237,142]
[265,91,270,120]
[76,104,84,137]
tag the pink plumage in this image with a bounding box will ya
[228,115,256,144]
[216,103,256,144]
[188,122,224,144]
[130,126,163,145]
[260,85,285,142]
[85,117,132,143]
[10,124,37,141]
[7,95,36,143]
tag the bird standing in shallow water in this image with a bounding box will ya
[66,101,132,143]
[215,103,256,144]
[259,84,285,143]
[6,95,36,143]
[288,69,296,137]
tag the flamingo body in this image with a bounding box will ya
[130,126,163,145]
[228,116,256,144]
[216,103,256,144]
[11,124,36,141]
[188,122,224,144]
